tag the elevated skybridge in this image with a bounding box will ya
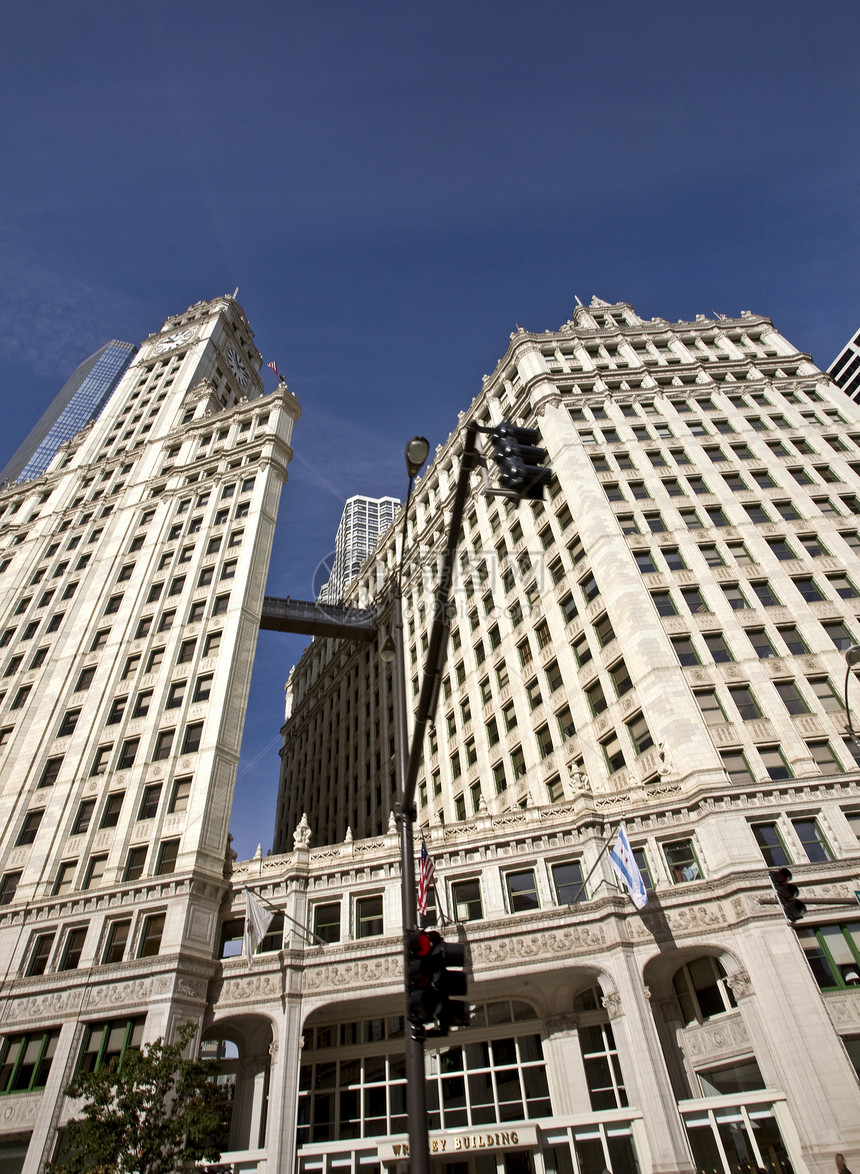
[259,595,378,641]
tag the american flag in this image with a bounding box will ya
[267,359,281,378]
[417,836,435,918]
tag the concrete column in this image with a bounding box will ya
[22,1020,79,1174]
[262,996,305,1174]
[607,953,694,1174]
[542,1015,590,1115]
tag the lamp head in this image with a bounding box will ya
[405,436,430,479]
[380,633,396,664]
[847,644,860,667]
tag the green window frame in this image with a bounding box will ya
[0,1029,60,1094]
[552,861,586,904]
[506,870,540,913]
[313,902,341,944]
[792,818,831,862]
[77,1017,145,1075]
[751,823,791,868]
[451,879,483,922]
[664,839,702,883]
[796,923,860,990]
[355,895,383,939]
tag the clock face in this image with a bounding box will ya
[154,328,193,354]
[226,345,250,387]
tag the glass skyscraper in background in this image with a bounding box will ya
[1,339,137,483]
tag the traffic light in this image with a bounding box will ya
[405,930,470,1038]
[489,423,553,502]
[771,867,806,922]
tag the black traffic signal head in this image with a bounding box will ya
[405,932,470,1037]
[490,423,553,502]
[771,867,806,923]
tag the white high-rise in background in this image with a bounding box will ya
[317,494,399,604]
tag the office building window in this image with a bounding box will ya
[793,576,825,602]
[552,861,586,904]
[721,583,748,610]
[138,913,166,957]
[774,680,810,715]
[58,708,81,736]
[451,879,483,921]
[797,924,860,991]
[792,818,831,862]
[103,919,131,964]
[27,933,55,976]
[671,636,700,666]
[72,800,95,836]
[181,722,204,754]
[138,784,162,821]
[100,794,123,829]
[672,957,735,1025]
[601,732,626,773]
[313,903,341,944]
[506,870,540,913]
[759,745,793,780]
[0,1028,61,1094]
[806,740,842,772]
[703,633,734,663]
[123,847,147,882]
[747,628,776,659]
[778,624,808,654]
[664,839,701,883]
[168,777,191,813]
[752,823,791,868]
[355,895,383,938]
[807,676,843,712]
[155,839,179,875]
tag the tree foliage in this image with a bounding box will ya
[48,1021,223,1174]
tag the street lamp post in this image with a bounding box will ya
[844,644,860,742]
[381,436,432,1174]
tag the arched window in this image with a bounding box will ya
[672,957,737,1025]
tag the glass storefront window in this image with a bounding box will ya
[684,1103,793,1174]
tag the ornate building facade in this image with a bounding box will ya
[1,295,860,1174]
[262,299,860,1174]
[0,295,300,1173]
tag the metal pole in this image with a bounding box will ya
[391,425,481,1172]
[389,471,430,1174]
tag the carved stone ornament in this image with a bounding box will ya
[544,1014,579,1038]
[294,813,312,849]
[303,955,401,991]
[601,990,623,1019]
[656,741,674,777]
[473,923,606,968]
[823,992,860,1031]
[654,997,682,1022]
[681,1010,749,1061]
[725,968,753,1000]
[219,972,281,1004]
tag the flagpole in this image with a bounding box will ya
[565,826,619,906]
[242,886,329,947]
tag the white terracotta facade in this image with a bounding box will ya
[0,296,859,1174]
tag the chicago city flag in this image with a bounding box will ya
[609,824,648,909]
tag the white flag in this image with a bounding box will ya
[609,824,648,909]
[243,889,275,963]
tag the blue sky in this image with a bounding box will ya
[1,1,858,857]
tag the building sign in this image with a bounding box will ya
[378,1125,538,1162]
